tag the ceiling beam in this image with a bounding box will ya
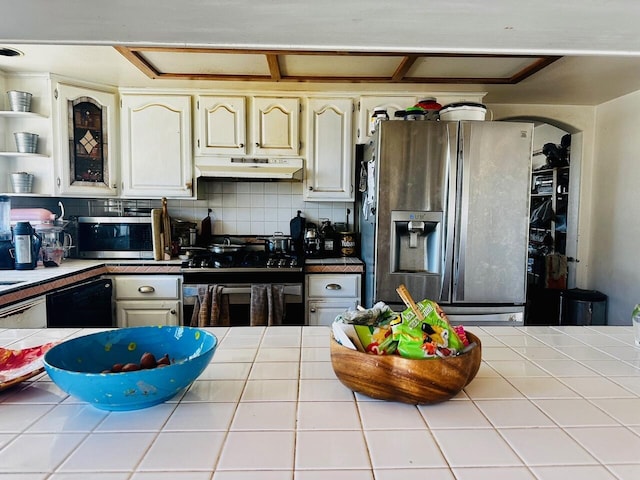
[392,55,419,82]
[266,54,281,81]
[114,46,161,79]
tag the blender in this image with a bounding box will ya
[0,196,14,269]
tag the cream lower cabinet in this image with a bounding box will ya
[304,97,354,201]
[0,296,47,329]
[111,275,182,327]
[305,274,361,326]
[120,94,193,198]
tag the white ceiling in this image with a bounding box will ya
[2,0,640,105]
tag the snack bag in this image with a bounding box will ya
[392,299,464,359]
[452,325,470,347]
[353,321,398,355]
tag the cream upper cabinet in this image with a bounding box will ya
[54,83,118,197]
[120,94,193,198]
[356,95,418,144]
[195,95,246,156]
[304,97,354,202]
[250,97,300,156]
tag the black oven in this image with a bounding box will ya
[181,249,304,326]
[75,216,154,259]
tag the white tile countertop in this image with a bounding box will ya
[0,259,106,293]
[1,325,640,479]
[0,259,184,293]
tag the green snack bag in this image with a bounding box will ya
[393,299,464,359]
[354,324,398,355]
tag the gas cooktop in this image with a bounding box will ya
[180,250,301,271]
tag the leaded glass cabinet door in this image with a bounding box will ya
[55,83,118,196]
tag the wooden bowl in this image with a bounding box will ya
[330,331,482,404]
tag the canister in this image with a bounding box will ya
[369,109,389,135]
[338,232,358,257]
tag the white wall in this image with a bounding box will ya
[592,91,640,324]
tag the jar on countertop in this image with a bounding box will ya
[319,219,337,257]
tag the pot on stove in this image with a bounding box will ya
[263,231,291,254]
[209,237,246,254]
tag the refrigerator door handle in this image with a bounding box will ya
[452,122,470,303]
[440,121,459,303]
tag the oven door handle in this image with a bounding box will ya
[183,284,302,298]
[220,285,302,296]
[219,286,251,295]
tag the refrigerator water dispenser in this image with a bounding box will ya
[390,211,443,274]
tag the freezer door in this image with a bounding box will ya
[453,121,533,304]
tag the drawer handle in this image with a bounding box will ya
[325,283,342,290]
[138,286,155,294]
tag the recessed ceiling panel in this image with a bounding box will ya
[280,55,402,77]
[407,56,539,79]
[116,46,560,84]
[143,51,270,75]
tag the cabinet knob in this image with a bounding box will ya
[325,283,342,290]
[255,142,260,147]
[138,286,155,293]
[310,308,316,313]
[170,310,176,315]
[239,143,244,148]
[308,186,314,191]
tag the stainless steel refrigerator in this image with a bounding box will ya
[360,120,533,324]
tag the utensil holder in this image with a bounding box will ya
[14,132,38,153]
[7,90,32,112]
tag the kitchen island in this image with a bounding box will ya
[1,325,640,479]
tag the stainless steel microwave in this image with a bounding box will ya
[75,216,154,259]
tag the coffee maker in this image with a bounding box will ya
[303,222,321,258]
[0,196,14,269]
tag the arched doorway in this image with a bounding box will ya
[501,116,583,324]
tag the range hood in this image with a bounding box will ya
[195,157,304,181]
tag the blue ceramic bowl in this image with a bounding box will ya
[44,326,217,411]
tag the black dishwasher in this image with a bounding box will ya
[46,278,115,327]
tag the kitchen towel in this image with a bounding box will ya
[250,284,285,326]
[362,160,376,220]
[545,253,568,290]
[190,284,230,327]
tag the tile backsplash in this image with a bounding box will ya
[10,181,355,237]
[171,181,354,235]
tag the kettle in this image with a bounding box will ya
[13,221,41,270]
